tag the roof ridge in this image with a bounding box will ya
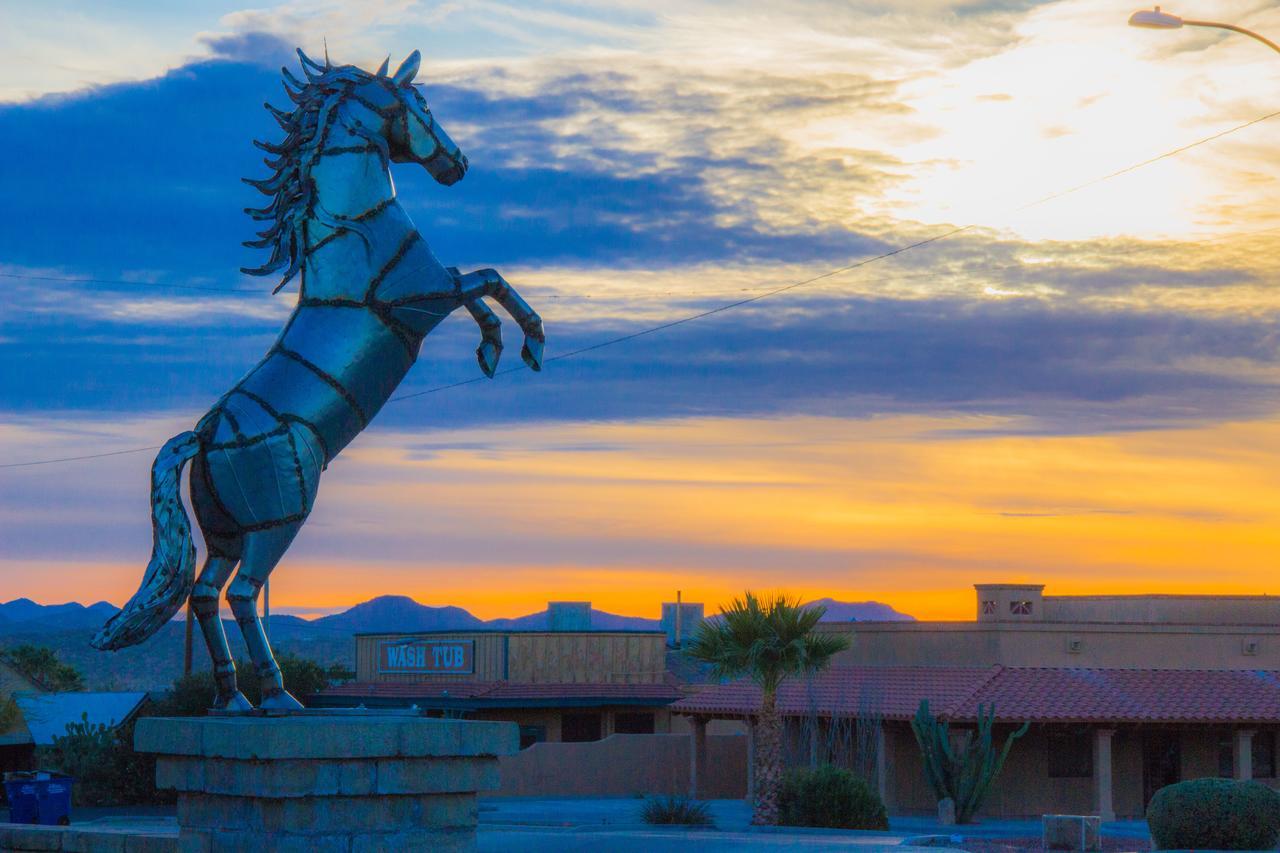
[940,664,1003,719]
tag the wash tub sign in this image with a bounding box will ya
[378,639,475,674]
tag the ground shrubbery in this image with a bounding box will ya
[778,764,888,830]
[36,714,167,806]
[1147,777,1280,851]
[34,653,340,806]
[157,653,335,714]
[640,795,714,826]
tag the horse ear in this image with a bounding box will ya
[392,50,420,86]
[376,56,390,77]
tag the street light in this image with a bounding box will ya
[1128,6,1280,55]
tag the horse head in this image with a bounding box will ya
[340,50,469,186]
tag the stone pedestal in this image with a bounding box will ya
[135,714,517,853]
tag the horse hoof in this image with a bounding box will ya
[211,691,254,713]
[477,341,500,377]
[521,337,543,371]
[258,690,305,712]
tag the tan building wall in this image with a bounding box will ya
[972,583,1280,625]
[496,733,747,798]
[882,723,1280,819]
[355,631,667,684]
[823,621,1280,670]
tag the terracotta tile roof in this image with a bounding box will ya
[956,667,1280,724]
[672,666,998,720]
[318,681,499,700]
[672,665,1280,724]
[485,682,682,701]
[315,680,682,704]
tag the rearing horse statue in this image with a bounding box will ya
[91,49,545,711]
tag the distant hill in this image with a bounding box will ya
[0,598,120,632]
[310,596,485,634]
[487,609,657,632]
[803,598,915,622]
[0,594,914,690]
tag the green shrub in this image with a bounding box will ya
[778,764,889,830]
[1147,777,1280,850]
[3,645,85,691]
[640,795,714,826]
[36,713,169,806]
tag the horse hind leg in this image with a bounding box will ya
[227,522,306,711]
[190,541,253,712]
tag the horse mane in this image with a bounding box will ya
[241,50,390,293]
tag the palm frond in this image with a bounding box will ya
[684,590,850,694]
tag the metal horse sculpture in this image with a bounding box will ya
[92,50,545,711]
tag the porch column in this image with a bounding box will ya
[1093,728,1115,822]
[690,716,708,798]
[1235,730,1255,781]
[875,721,890,809]
[746,717,756,803]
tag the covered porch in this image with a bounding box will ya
[673,665,1280,818]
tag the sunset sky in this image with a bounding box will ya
[2,0,1280,620]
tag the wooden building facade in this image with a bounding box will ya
[315,629,684,747]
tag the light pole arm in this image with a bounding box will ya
[1183,19,1280,55]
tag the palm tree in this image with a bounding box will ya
[685,592,850,825]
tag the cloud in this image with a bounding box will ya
[197,31,296,67]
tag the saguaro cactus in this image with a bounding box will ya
[910,699,1029,824]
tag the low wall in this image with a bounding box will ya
[496,733,747,798]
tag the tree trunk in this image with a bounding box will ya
[753,688,782,825]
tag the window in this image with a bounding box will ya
[1255,732,1276,779]
[1047,727,1093,778]
[1010,601,1033,616]
[614,712,655,734]
[981,600,996,615]
[519,725,547,750]
[561,712,603,743]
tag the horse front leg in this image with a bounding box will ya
[452,267,545,371]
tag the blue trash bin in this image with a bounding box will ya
[4,773,73,825]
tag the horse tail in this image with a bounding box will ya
[91,431,202,651]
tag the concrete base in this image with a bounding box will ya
[134,714,517,852]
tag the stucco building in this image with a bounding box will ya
[673,583,1280,819]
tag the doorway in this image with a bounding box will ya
[1142,731,1181,807]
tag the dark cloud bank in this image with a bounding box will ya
[3,39,1278,437]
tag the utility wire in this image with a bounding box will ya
[6,219,1280,303]
[9,222,1280,303]
[4,109,1278,468]
[0,445,162,469]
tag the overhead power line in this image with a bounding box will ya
[3,108,1278,469]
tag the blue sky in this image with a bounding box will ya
[3,0,1280,618]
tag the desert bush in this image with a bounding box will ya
[778,763,889,830]
[152,653,336,715]
[36,713,168,806]
[1147,777,1280,851]
[640,795,714,826]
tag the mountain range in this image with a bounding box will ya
[0,595,912,636]
[0,595,913,691]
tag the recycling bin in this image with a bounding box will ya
[3,772,73,825]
